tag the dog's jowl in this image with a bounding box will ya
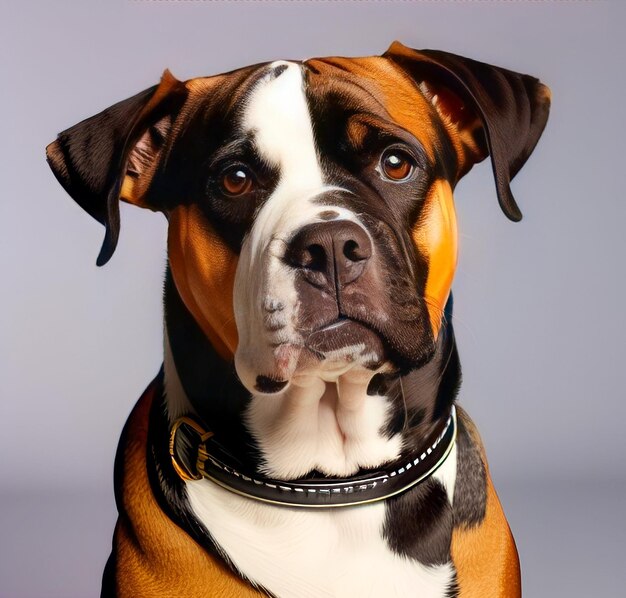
[47,42,549,597]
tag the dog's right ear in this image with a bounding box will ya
[384,42,550,222]
[46,71,188,266]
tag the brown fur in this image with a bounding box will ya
[411,179,458,338]
[451,408,522,598]
[167,205,239,361]
[109,378,262,597]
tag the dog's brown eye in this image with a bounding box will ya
[380,150,414,181]
[220,166,254,196]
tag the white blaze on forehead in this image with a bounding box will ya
[242,61,325,257]
[243,61,320,178]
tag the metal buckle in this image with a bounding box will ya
[169,416,214,481]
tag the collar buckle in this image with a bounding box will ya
[169,416,214,481]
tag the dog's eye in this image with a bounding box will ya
[379,150,415,182]
[219,166,255,196]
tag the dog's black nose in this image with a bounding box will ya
[286,221,372,288]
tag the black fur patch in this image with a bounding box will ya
[433,326,462,421]
[445,572,460,598]
[383,477,454,566]
[377,298,461,449]
[254,375,288,394]
[272,64,288,78]
[383,404,426,437]
[452,415,487,528]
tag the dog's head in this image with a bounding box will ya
[47,42,550,395]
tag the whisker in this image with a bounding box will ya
[217,314,238,342]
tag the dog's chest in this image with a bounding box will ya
[185,480,454,598]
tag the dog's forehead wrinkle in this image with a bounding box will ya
[306,59,388,107]
[305,73,404,152]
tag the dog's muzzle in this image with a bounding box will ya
[285,219,385,358]
[234,198,436,394]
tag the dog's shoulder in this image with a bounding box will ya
[451,406,521,598]
[102,376,264,598]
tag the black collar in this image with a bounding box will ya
[169,405,457,508]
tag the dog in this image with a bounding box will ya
[46,41,550,597]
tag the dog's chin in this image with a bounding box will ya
[236,319,400,396]
[236,313,438,396]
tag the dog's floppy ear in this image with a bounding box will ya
[384,41,551,221]
[46,70,188,265]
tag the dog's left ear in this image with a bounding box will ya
[46,70,188,265]
[384,41,551,221]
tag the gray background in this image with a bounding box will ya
[1,0,625,596]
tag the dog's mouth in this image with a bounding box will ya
[252,316,389,394]
[251,306,436,394]
[245,279,439,394]
[305,316,385,364]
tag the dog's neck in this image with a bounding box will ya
[163,267,460,478]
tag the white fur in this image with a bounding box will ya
[186,478,455,598]
[433,439,457,504]
[233,60,323,392]
[245,375,403,478]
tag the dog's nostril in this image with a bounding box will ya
[343,239,369,262]
[292,243,327,271]
[286,221,371,288]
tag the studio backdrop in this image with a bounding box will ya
[1,1,624,597]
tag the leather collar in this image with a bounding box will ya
[170,405,456,508]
